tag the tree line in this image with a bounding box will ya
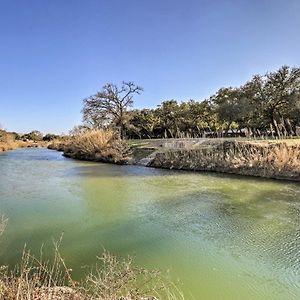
[0,129,60,142]
[81,65,300,139]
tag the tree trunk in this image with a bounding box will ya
[285,118,294,136]
[224,122,232,137]
[272,117,281,137]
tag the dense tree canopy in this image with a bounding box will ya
[81,66,300,139]
[22,130,43,141]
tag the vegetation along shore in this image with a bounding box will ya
[47,134,300,182]
[46,65,300,182]
[2,65,300,181]
[0,129,49,152]
[0,218,183,300]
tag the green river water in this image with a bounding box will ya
[0,148,299,299]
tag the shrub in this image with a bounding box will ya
[21,131,43,142]
[0,130,16,143]
[43,133,61,141]
[64,129,131,164]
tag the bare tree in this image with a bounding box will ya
[82,81,143,138]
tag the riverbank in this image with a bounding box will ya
[49,130,130,164]
[146,139,300,181]
[0,140,47,152]
[48,137,300,182]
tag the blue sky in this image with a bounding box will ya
[1,0,300,134]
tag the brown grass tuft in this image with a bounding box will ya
[62,129,131,164]
[0,221,183,300]
[149,140,300,181]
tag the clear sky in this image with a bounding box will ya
[1,0,300,134]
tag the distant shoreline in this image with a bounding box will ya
[0,141,47,152]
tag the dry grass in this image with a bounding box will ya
[79,251,183,300]
[225,141,300,178]
[62,129,131,164]
[0,129,47,152]
[0,217,7,237]
[242,138,300,146]
[47,138,71,152]
[149,140,300,181]
[0,220,183,300]
[0,141,47,152]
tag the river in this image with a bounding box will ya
[0,148,299,299]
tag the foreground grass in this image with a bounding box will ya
[0,220,183,300]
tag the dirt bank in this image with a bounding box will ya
[48,137,300,181]
[147,139,300,181]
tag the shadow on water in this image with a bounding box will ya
[66,164,168,178]
[64,161,300,186]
